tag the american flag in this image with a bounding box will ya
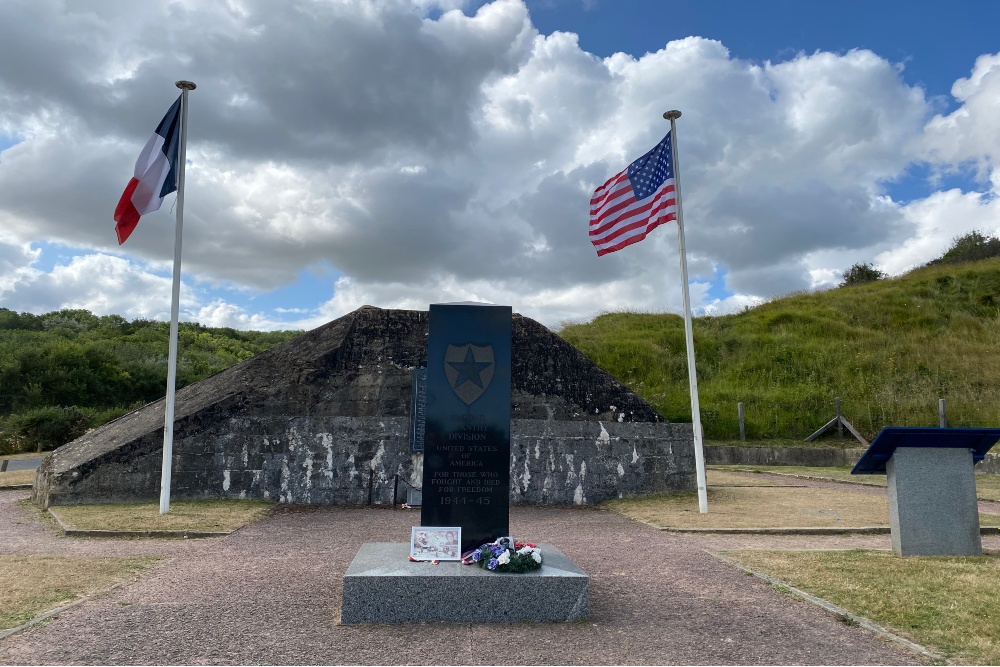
[589,131,677,256]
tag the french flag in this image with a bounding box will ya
[113,96,182,244]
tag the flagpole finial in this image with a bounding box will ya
[175,80,197,91]
[663,110,681,120]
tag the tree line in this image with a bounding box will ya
[0,309,299,454]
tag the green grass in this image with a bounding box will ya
[724,549,1000,665]
[605,472,1000,530]
[560,259,1000,441]
[711,465,1000,501]
[48,499,273,533]
[0,555,158,631]
[0,469,34,487]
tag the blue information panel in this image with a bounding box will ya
[851,427,1000,474]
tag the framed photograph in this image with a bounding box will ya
[410,526,462,561]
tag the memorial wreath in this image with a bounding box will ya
[464,540,543,573]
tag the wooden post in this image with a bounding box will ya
[738,402,745,442]
[836,397,843,438]
[939,398,947,428]
[0,459,7,473]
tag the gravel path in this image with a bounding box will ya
[0,487,948,666]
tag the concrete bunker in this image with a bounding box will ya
[32,306,694,508]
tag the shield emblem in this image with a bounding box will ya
[444,343,495,405]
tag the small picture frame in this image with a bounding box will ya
[410,526,462,561]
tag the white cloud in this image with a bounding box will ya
[1,1,999,330]
[919,52,1000,175]
[876,179,1000,275]
[0,235,41,298]
[193,300,286,330]
[0,252,190,319]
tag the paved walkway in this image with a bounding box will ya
[0,457,41,473]
[1,483,964,666]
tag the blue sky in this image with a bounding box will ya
[1,0,999,330]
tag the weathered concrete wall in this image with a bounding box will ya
[511,421,694,503]
[35,417,692,507]
[704,445,867,468]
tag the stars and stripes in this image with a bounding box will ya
[113,95,182,244]
[589,131,677,256]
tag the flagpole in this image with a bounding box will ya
[160,80,196,514]
[664,110,708,513]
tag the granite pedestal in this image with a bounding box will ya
[341,543,588,624]
[887,447,981,556]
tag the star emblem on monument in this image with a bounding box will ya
[443,343,496,405]
[448,347,492,388]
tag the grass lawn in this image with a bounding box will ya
[0,470,34,487]
[46,499,273,533]
[724,549,1000,665]
[711,465,1000,502]
[0,555,158,632]
[603,470,1000,530]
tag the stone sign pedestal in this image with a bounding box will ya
[340,543,588,624]
[852,427,1000,557]
[887,447,981,556]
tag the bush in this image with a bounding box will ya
[0,406,94,454]
[930,230,1000,266]
[841,262,887,286]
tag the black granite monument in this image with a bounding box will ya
[420,303,512,553]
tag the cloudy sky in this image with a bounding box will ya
[1,0,999,331]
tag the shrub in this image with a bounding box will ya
[1,406,94,454]
[930,230,1000,266]
[841,263,887,286]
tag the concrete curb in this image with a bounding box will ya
[708,550,945,663]
[711,467,886,488]
[665,526,892,535]
[46,509,230,539]
[0,484,32,491]
[661,525,999,535]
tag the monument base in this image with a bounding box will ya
[341,543,588,624]
[887,447,982,556]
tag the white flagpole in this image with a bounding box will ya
[160,80,196,515]
[664,110,708,513]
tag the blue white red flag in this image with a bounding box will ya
[589,131,677,256]
[113,96,182,244]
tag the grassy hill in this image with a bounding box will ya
[559,259,1000,441]
[0,309,300,454]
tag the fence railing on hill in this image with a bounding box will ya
[734,397,960,445]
